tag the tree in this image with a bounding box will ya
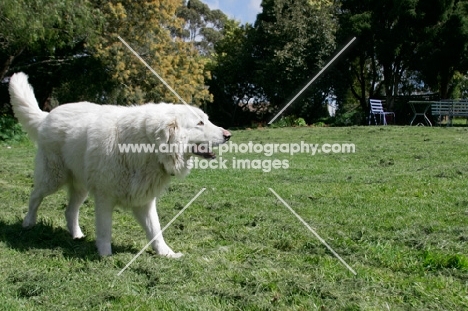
[207,20,264,126]
[0,0,101,110]
[333,2,383,113]
[254,0,338,122]
[336,0,468,115]
[412,0,468,99]
[91,0,211,106]
[337,0,423,110]
[0,0,99,80]
[176,0,228,56]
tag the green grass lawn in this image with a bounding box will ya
[0,126,467,310]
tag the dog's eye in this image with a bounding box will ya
[197,121,204,126]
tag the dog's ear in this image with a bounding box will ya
[160,119,190,176]
[146,118,180,144]
[165,119,179,144]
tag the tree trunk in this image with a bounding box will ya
[439,68,453,99]
[0,47,25,80]
[383,61,399,111]
[359,55,367,111]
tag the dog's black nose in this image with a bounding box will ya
[223,129,231,142]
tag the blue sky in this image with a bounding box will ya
[203,0,262,24]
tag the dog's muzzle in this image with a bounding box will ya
[192,129,231,159]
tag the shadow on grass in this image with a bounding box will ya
[0,219,138,260]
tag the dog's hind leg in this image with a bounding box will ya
[65,184,88,239]
[23,187,46,228]
[23,149,65,228]
[94,196,115,256]
[132,199,183,258]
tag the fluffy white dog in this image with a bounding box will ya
[9,72,231,257]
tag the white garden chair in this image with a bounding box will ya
[369,99,395,125]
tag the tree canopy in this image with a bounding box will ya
[91,0,211,106]
[0,0,99,80]
[254,0,338,120]
[176,0,228,56]
[336,0,468,112]
[0,0,102,110]
[1,0,468,126]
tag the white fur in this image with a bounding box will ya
[9,72,230,257]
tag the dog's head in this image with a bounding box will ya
[147,103,231,176]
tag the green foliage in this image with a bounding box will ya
[92,0,211,106]
[411,0,468,98]
[293,117,307,127]
[2,0,468,127]
[209,0,338,126]
[0,0,103,112]
[270,116,308,127]
[0,114,26,142]
[0,0,101,77]
[176,0,228,56]
[336,0,468,113]
[207,20,263,127]
[332,108,366,126]
[255,0,338,113]
[1,0,212,111]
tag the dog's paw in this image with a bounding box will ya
[98,250,112,257]
[165,252,183,259]
[70,227,85,239]
[96,242,112,257]
[155,245,183,258]
[72,233,86,240]
[22,217,36,228]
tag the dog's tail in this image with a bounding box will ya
[8,72,48,141]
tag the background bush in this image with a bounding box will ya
[0,114,26,142]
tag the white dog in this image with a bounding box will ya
[9,72,231,257]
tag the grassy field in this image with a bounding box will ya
[0,126,467,310]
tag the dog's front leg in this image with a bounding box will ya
[133,199,183,258]
[95,196,115,256]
